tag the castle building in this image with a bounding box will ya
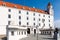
[0,1,54,40]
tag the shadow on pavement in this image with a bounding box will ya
[43,37,54,40]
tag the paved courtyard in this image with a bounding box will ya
[21,34,54,40]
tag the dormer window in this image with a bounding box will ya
[14,5,17,8]
[29,8,31,10]
[23,7,25,9]
[35,9,37,11]
[2,3,6,6]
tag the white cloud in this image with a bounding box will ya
[54,20,60,28]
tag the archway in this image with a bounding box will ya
[27,28,30,34]
[34,29,36,34]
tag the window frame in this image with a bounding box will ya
[19,21,21,25]
[8,9,11,12]
[8,21,11,25]
[11,31,14,36]
[8,14,11,18]
[19,16,21,19]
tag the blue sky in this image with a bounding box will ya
[3,0,60,20]
[3,0,60,27]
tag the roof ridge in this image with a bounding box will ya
[0,1,48,14]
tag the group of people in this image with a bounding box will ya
[54,28,59,40]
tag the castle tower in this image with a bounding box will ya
[47,2,54,15]
[47,2,54,30]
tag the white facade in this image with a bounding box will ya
[7,25,27,40]
[0,1,54,40]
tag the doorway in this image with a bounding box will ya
[34,29,36,34]
[27,28,30,34]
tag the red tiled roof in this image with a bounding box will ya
[0,1,48,14]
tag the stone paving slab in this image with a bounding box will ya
[21,34,54,40]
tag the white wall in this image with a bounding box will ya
[7,29,27,40]
[0,6,54,35]
[0,26,6,35]
[0,6,8,35]
[0,6,8,25]
[0,6,54,28]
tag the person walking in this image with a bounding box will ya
[54,28,59,40]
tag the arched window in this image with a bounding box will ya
[11,31,14,36]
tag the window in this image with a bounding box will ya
[19,31,20,35]
[44,24,45,26]
[27,17,29,20]
[33,18,35,21]
[39,14,40,16]
[8,14,11,18]
[19,11,21,13]
[33,13,35,16]
[17,31,19,35]
[34,23,35,26]
[2,4,5,6]
[27,22,29,25]
[24,31,26,35]
[42,19,45,23]
[43,15,45,17]
[39,18,40,21]
[39,23,40,26]
[14,5,17,8]
[48,16,50,18]
[49,20,50,22]
[8,21,11,25]
[43,24,45,27]
[49,24,50,26]
[22,31,23,35]
[19,16,21,19]
[11,31,14,36]
[19,21,21,25]
[8,9,11,12]
[27,12,29,15]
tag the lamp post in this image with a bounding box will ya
[36,25,39,40]
[36,18,39,40]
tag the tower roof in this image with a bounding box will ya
[48,2,51,6]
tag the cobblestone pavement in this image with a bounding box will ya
[21,34,54,40]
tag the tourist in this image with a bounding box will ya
[54,28,59,40]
